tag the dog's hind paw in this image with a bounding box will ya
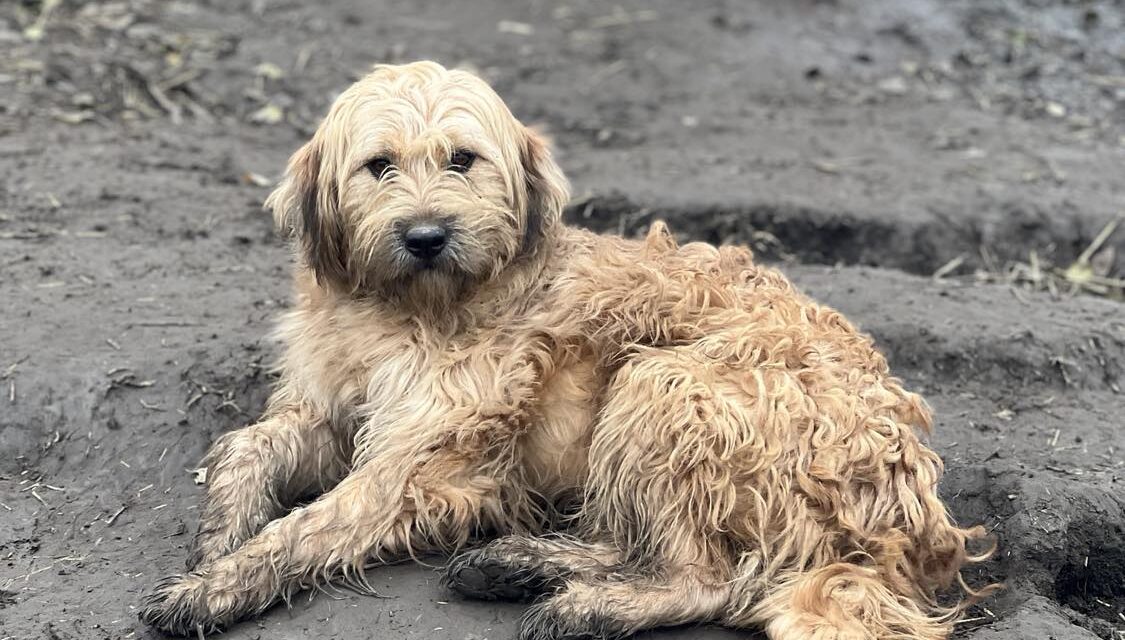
[518,597,629,640]
[444,546,570,602]
[138,573,224,637]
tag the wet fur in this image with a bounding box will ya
[140,61,993,639]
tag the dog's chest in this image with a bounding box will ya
[341,324,603,496]
[338,323,536,430]
[284,296,603,489]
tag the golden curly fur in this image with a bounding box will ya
[139,61,993,639]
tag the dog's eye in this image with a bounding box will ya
[366,157,393,179]
[448,150,476,173]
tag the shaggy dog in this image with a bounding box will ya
[140,61,991,639]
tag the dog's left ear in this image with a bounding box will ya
[519,127,570,255]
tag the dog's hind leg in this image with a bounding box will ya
[188,404,350,569]
[445,534,623,602]
[517,348,749,639]
[748,563,951,640]
[519,568,731,640]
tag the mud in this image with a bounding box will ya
[1,1,1123,639]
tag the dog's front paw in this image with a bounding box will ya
[138,573,223,636]
[445,546,569,602]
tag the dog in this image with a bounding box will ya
[139,61,992,639]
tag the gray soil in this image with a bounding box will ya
[1,1,1123,639]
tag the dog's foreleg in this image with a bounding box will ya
[187,405,349,569]
[141,445,498,635]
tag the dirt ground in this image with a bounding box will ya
[1,1,1124,639]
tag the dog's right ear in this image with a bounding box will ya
[265,136,351,290]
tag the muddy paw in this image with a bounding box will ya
[444,546,570,602]
[138,573,222,637]
[519,598,628,640]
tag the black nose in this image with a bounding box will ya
[403,223,448,260]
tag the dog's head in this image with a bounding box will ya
[267,61,569,302]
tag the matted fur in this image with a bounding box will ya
[139,61,994,639]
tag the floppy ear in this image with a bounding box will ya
[519,127,570,255]
[265,137,351,289]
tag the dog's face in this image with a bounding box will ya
[267,62,569,303]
